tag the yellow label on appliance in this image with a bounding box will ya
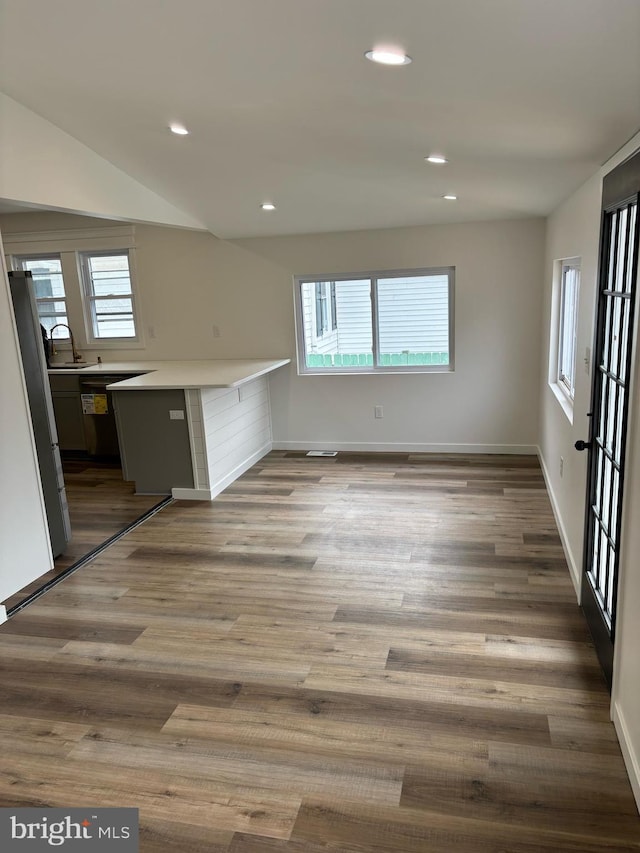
[81,393,109,415]
[93,393,108,414]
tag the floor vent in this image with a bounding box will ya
[306,451,338,457]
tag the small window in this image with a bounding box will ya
[557,260,580,399]
[79,250,139,341]
[295,267,454,373]
[15,254,69,339]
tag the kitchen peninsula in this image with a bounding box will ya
[49,359,290,498]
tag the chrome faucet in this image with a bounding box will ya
[49,324,83,363]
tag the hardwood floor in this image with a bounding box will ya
[1,460,165,612]
[0,451,638,851]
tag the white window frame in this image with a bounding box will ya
[78,249,141,345]
[557,259,580,401]
[294,266,455,375]
[12,253,70,339]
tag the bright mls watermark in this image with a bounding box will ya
[0,809,138,850]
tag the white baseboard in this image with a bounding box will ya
[0,605,7,625]
[171,486,214,500]
[272,441,539,455]
[537,447,581,600]
[612,700,640,814]
[172,442,273,501]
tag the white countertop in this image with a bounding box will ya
[48,358,290,390]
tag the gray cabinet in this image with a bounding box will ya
[49,374,86,451]
[113,389,194,494]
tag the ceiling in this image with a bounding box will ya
[1,0,639,239]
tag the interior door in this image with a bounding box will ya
[576,150,640,688]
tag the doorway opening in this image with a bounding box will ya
[1,459,169,615]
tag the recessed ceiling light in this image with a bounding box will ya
[365,49,412,66]
[443,194,457,201]
[260,203,276,211]
[426,155,448,164]
[169,123,189,136]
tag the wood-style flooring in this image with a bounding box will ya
[2,460,165,611]
[0,451,638,852]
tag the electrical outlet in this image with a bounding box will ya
[212,324,221,338]
[148,325,156,339]
[169,410,185,420]
[560,456,564,478]
[374,405,384,419]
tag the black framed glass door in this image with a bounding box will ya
[577,150,640,687]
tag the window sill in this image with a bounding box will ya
[550,382,574,424]
[84,338,146,350]
[298,365,454,376]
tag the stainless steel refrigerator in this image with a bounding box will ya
[9,270,71,558]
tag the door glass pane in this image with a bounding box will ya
[598,531,609,600]
[615,207,628,291]
[599,376,607,440]
[611,469,620,542]
[620,299,631,382]
[607,212,618,291]
[616,387,625,466]
[590,516,600,584]
[601,456,612,533]
[606,546,616,617]
[610,297,621,373]
[626,205,637,293]
[594,447,603,507]
[602,297,613,372]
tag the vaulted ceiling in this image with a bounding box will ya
[1,0,639,238]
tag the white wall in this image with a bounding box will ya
[2,212,545,453]
[615,331,640,810]
[0,212,295,363]
[239,218,545,452]
[538,131,640,810]
[539,174,602,588]
[0,94,203,230]
[0,234,53,605]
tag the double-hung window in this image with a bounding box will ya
[557,259,580,399]
[295,267,454,373]
[79,250,139,341]
[14,254,69,338]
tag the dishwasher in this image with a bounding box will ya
[80,375,123,459]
